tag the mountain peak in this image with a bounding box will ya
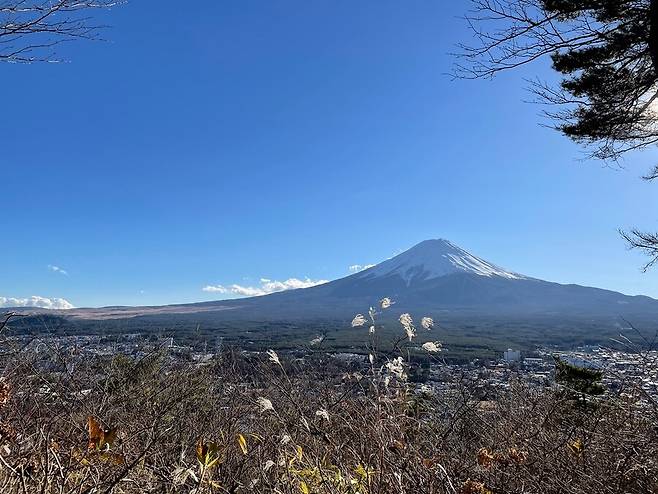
[358,238,525,283]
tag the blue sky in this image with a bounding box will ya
[3,0,658,308]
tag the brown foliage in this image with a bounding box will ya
[0,346,653,493]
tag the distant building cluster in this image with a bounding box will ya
[7,332,657,407]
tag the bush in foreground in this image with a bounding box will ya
[0,344,654,493]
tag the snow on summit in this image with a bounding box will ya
[358,239,525,283]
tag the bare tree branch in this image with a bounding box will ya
[0,312,22,334]
[0,0,123,63]
[620,228,658,270]
[456,1,658,268]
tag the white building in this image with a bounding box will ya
[503,349,521,361]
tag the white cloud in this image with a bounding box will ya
[202,285,229,294]
[0,296,74,310]
[48,265,68,276]
[202,277,328,298]
[348,263,376,273]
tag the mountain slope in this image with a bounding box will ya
[19,239,658,325]
[280,239,656,316]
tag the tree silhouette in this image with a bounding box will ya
[456,1,658,268]
[554,356,605,398]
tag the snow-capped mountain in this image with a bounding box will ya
[355,239,525,284]
[14,237,658,351]
[177,238,654,319]
[24,239,658,332]
[224,238,658,320]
